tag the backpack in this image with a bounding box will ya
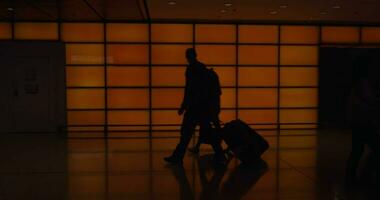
[202,68,222,116]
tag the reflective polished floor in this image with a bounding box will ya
[0,129,378,200]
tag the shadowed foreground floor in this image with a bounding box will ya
[0,129,378,200]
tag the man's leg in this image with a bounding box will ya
[165,112,197,163]
[209,120,226,164]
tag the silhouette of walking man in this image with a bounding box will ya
[346,56,380,186]
[164,48,226,165]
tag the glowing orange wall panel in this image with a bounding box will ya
[239,25,278,43]
[66,44,104,64]
[152,111,182,125]
[152,89,183,108]
[152,24,192,42]
[362,27,380,43]
[280,46,318,65]
[66,67,104,87]
[221,89,236,108]
[322,26,359,43]
[152,67,186,87]
[196,45,236,65]
[239,89,277,107]
[280,68,318,86]
[67,111,105,125]
[0,23,11,39]
[107,67,148,87]
[62,23,103,42]
[14,23,58,40]
[281,26,319,44]
[239,45,278,65]
[213,67,236,87]
[107,45,148,64]
[238,110,277,124]
[239,67,277,86]
[280,89,318,107]
[107,89,149,109]
[108,111,149,125]
[280,109,317,123]
[196,24,235,43]
[106,23,148,42]
[67,89,105,109]
[152,45,192,64]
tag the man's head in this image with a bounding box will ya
[186,48,197,63]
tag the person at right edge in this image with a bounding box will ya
[346,55,380,188]
[164,48,226,165]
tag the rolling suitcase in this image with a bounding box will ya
[221,119,269,164]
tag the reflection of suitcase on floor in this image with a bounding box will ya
[221,119,269,164]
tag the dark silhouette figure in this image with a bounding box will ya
[164,48,225,165]
[346,56,380,187]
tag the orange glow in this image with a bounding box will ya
[152,45,192,64]
[106,23,148,42]
[238,110,277,124]
[239,67,277,86]
[280,136,317,149]
[280,89,318,107]
[280,109,317,123]
[239,25,278,43]
[196,45,236,65]
[67,89,105,109]
[61,23,103,42]
[66,44,104,64]
[152,67,186,86]
[152,110,182,125]
[221,89,236,108]
[239,45,278,65]
[280,67,318,86]
[66,67,104,87]
[14,23,58,40]
[67,111,105,125]
[238,89,277,107]
[0,23,11,39]
[107,89,149,108]
[107,67,148,87]
[281,26,319,44]
[196,24,235,43]
[362,27,380,43]
[280,124,317,129]
[219,110,236,123]
[152,24,193,42]
[107,44,148,64]
[108,111,149,125]
[152,138,181,151]
[279,149,316,167]
[152,89,183,108]
[213,67,236,87]
[280,46,318,65]
[322,26,359,43]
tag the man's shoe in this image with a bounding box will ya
[164,156,183,165]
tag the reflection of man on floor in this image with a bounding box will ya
[164,48,225,165]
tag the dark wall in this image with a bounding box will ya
[318,47,380,128]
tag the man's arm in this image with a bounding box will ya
[179,67,190,115]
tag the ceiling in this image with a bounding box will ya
[0,0,379,24]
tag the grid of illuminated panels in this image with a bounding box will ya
[2,22,380,136]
